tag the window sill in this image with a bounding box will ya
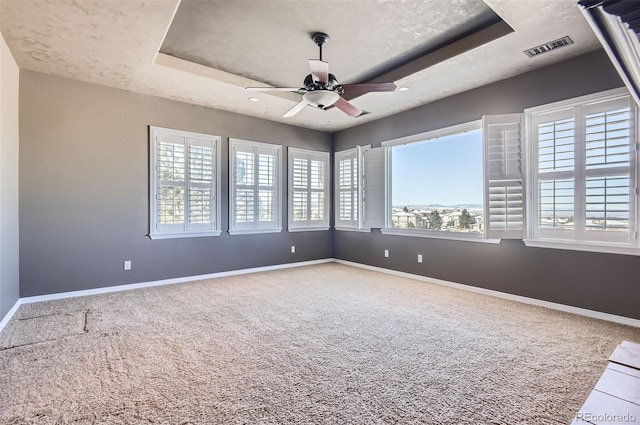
[288,226,330,233]
[228,228,283,236]
[149,230,222,240]
[334,227,372,233]
[524,239,640,256]
[380,228,500,244]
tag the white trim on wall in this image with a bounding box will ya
[0,300,22,336]
[333,259,640,328]
[1,258,638,336]
[0,259,332,335]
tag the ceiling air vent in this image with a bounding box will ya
[524,36,574,58]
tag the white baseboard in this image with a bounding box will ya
[1,257,638,335]
[333,259,640,328]
[20,259,333,304]
[0,298,22,335]
[0,259,333,334]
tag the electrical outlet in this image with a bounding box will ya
[291,245,296,253]
[384,250,389,258]
[418,254,423,263]
[124,260,132,271]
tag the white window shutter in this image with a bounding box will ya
[362,147,385,229]
[483,114,525,239]
[186,138,216,231]
[288,147,330,231]
[334,148,358,229]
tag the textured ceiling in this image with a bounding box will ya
[0,0,602,132]
[160,0,499,87]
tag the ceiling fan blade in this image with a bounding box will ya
[333,97,362,117]
[246,87,303,92]
[341,82,397,93]
[283,99,309,118]
[309,59,329,84]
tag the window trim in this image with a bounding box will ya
[381,120,486,241]
[287,147,330,232]
[228,138,283,235]
[524,87,640,255]
[523,238,640,256]
[149,126,222,240]
[380,228,500,243]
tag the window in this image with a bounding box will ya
[382,122,487,240]
[335,148,359,229]
[288,148,330,231]
[526,88,639,254]
[149,126,221,239]
[229,138,282,234]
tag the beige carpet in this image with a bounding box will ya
[1,263,639,424]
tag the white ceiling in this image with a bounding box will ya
[0,0,602,132]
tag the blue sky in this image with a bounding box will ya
[391,129,483,206]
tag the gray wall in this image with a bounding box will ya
[0,34,20,320]
[333,50,640,320]
[17,50,640,320]
[19,71,332,297]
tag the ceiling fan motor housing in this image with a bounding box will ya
[304,73,341,92]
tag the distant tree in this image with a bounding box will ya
[459,209,472,229]
[236,159,247,183]
[407,221,415,228]
[428,210,442,230]
[403,206,409,213]
[447,219,456,228]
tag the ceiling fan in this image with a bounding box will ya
[246,32,397,118]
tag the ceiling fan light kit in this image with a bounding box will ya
[304,90,340,108]
[246,32,396,118]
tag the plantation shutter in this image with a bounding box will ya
[155,133,187,233]
[334,149,359,229]
[289,148,330,230]
[256,145,278,226]
[581,96,634,243]
[232,144,257,228]
[362,147,385,229]
[483,114,525,239]
[187,138,216,231]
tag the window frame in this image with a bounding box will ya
[229,138,283,235]
[287,147,330,232]
[524,87,640,255]
[380,120,496,242]
[149,126,222,240]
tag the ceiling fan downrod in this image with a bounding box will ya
[312,32,329,61]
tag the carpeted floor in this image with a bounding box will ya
[1,263,639,424]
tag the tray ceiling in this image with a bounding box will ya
[0,0,602,132]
